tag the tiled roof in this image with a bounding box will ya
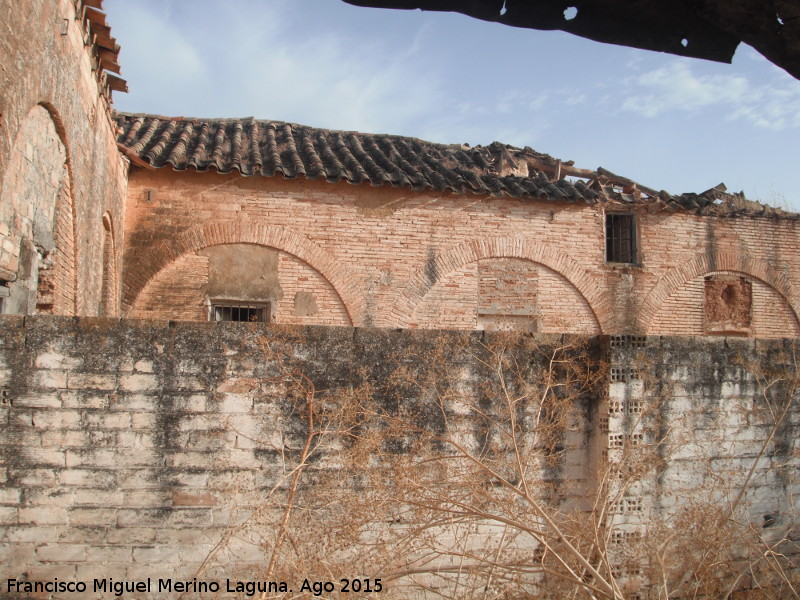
[115,113,792,216]
[116,113,605,202]
[79,0,127,97]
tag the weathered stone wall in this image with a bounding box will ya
[0,316,598,597]
[0,0,127,316]
[122,169,800,337]
[605,334,800,590]
[646,335,800,522]
[0,316,797,597]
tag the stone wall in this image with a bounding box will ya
[0,316,596,597]
[605,334,800,592]
[0,316,797,597]
[122,169,800,337]
[0,0,127,316]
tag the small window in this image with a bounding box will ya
[210,302,269,323]
[606,213,637,264]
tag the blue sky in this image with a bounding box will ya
[105,0,800,209]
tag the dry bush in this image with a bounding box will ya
[195,330,800,600]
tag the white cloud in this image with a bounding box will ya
[565,93,587,106]
[620,61,800,130]
[109,0,443,135]
[528,93,549,111]
[110,3,207,108]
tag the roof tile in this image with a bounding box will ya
[114,113,795,217]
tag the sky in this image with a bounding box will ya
[104,0,800,210]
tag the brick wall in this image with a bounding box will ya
[122,170,800,337]
[130,247,351,326]
[0,0,127,316]
[0,316,797,597]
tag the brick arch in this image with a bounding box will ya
[36,102,78,314]
[390,237,609,330]
[99,213,118,317]
[640,252,800,332]
[122,221,365,325]
[0,102,77,314]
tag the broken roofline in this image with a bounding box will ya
[114,112,794,218]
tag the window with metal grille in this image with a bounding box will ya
[606,213,637,264]
[211,302,269,323]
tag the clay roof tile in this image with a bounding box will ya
[115,113,793,216]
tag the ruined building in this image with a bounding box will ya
[114,112,800,337]
[2,1,799,336]
[1,0,798,597]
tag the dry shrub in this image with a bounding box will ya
[195,330,799,600]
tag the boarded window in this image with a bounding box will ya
[211,302,269,323]
[704,275,751,334]
[606,214,636,264]
[476,259,539,332]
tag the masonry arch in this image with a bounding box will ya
[391,237,609,331]
[0,102,77,314]
[641,252,800,335]
[123,220,366,325]
[99,213,118,316]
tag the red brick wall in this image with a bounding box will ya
[129,254,209,322]
[649,271,800,337]
[121,169,800,338]
[0,0,127,316]
[130,249,350,326]
[275,252,350,326]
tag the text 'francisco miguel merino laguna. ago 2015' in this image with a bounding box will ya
[7,577,384,597]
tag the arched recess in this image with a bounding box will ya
[122,221,366,325]
[640,252,800,334]
[99,213,118,316]
[34,102,78,315]
[390,237,608,331]
[0,102,77,315]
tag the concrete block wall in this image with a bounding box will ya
[644,336,800,521]
[0,315,598,597]
[605,335,800,590]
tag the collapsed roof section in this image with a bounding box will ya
[342,0,800,81]
[115,113,793,217]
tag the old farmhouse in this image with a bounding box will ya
[1,0,799,598]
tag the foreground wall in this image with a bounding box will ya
[0,316,798,598]
[1,316,598,596]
